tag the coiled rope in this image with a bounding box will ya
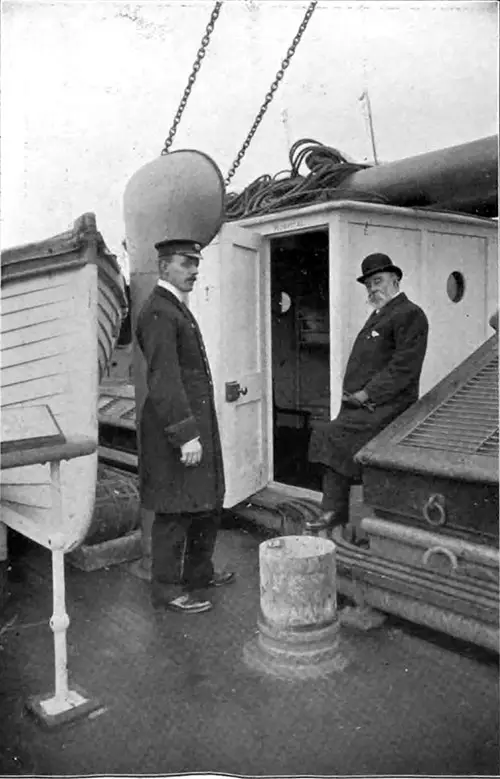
[224,138,389,221]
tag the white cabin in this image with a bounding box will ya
[129,200,498,509]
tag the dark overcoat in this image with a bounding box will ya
[135,285,225,514]
[309,292,429,481]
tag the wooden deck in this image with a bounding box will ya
[0,521,498,776]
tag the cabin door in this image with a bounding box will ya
[270,230,329,492]
[196,223,269,508]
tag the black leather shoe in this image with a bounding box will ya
[306,511,346,533]
[152,591,213,613]
[165,594,213,613]
[208,571,235,587]
[342,525,370,548]
[305,511,335,533]
[304,515,330,534]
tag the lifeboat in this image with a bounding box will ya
[1,213,128,552]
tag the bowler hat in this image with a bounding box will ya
[155,239,202,259]
[357,253,403,284]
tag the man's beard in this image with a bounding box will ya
[368,291,390,310]
[368,294,382,309]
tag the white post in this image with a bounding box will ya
[50,545,70,704]
[29,460,98,723]
[45,461,71,711]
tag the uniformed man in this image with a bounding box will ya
[309,252,429,533]
[136,238,233,614]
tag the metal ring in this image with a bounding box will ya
[422,546,458,572]
[422,493,447,526]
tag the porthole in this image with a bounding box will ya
[446,271,465,303]
[280,291,292,314]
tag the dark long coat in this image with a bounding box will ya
[309,292,429,481]
[135,285,225,514]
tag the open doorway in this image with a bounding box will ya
[271,230,329,491]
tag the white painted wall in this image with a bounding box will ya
[184,202,497,502]
[239,200,497,406]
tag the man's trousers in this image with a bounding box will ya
[152,510,220,600]
[321,467,352,526]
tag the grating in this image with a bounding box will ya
[400,356,499,455]
[478,429,499,456]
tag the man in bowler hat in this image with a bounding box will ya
[136,238,234,614]
[309,252,429,533]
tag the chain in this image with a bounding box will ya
[161,1,223,155]
[225,0,318,186]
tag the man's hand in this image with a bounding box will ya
[180,438,203,467]
[342,390,375,412]
[351,389,369,404]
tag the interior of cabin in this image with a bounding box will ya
[270,229,330,492]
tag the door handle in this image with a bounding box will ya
[225,381,248,402]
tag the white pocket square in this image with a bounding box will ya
[371,330,380,337]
